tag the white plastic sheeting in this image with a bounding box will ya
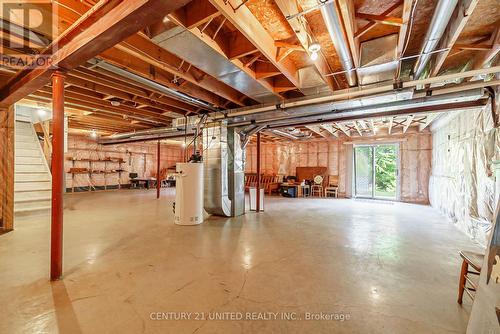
[430,102,500,247]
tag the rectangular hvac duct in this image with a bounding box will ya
[358,34,398,86]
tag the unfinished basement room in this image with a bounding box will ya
[1,0,499,333]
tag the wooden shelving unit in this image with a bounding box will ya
[67,157,126,193]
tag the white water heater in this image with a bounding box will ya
[174,162,204,225]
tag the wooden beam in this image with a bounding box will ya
[355,13,403,26]
[227,32,259,60]
[368,119,376,135]
[403,115,414,133]
[472,27,500,70]
[0,105,14,232]
[454,43,493,51]
[0,0,192,107]
[99,47,226,107]
[419,113,439,131]
[388,117,394,134]
[354,1,403,38]
[172,0,221,29]
[430,0,480,77]
[320,124,338,137]
[116,34,248,106]
[274,0,337,90]
[167,11,281,98]
[208,0,300,88]
[305,125,327,138]
[353,121,363,136]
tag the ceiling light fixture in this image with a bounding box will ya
[37,108,46,117]
[308,42,321,61]
[110,100,120,107]
[90,129,97,138]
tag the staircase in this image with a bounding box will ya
[14,118,52,215]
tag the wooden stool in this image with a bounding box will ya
[457,250,484,304]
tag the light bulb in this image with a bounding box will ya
[90,130,97,138]
[37,109,46,116]
[310,51,318,61]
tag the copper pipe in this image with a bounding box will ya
[50,71,65,281]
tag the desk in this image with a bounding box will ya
[131,178,156,189]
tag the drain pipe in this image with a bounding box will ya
[320,0,357,86]
[413,0,458,79]
[93,61,219,112]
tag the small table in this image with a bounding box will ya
[131,177,157,189]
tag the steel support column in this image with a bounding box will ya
[256,132,261,212]
[50,71,65,281]
[157,140,161,199]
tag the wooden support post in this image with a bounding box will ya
[256,131,261,213]
[0,105,14,232]
[156,140,161,199]
[51,71,65,281]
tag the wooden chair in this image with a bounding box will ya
[457,250,484,304]
[324,175,339,198]
[311,175,324,197]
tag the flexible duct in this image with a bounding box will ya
[413,0,458,79]
[320,1,357,86]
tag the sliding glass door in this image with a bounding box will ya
[354,144,399,200]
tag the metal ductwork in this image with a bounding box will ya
[227,88,485,129]
[269,129,299,140]
[152,26,280,103]
[320,1,357,86]
[203,124,232,217]
[98,126,195,145]
[92,60,219,111]
[413,0,458,79]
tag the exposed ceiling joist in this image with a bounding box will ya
[321,124,338,137]
[208,0,300,89]
[336,122,351,137]
[430,0,480,76]
[0,0,192,107]
[273,0,336,91]
[419,113,439,131]
[403,115,415,133]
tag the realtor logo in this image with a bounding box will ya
[1,0,56,69]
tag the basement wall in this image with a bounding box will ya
[64,135,184,190]
[245,130,431,204]
[429,104,500,247]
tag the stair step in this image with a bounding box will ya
[15,156,44,164]
[15,164,47,172]
[16,115,32,123]
[16,148,42,157]
[15,173,51,182]
[14,206,51,215]
[15,190,51,201]
[15,181,51,192]
[15,127,34,135]
[15,199,51,211]
[16,141,40,150]
[15,194,51,203]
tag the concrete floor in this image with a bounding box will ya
[0,189,482,333]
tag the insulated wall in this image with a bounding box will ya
[430,104,500,246]
[246,130,431,204]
